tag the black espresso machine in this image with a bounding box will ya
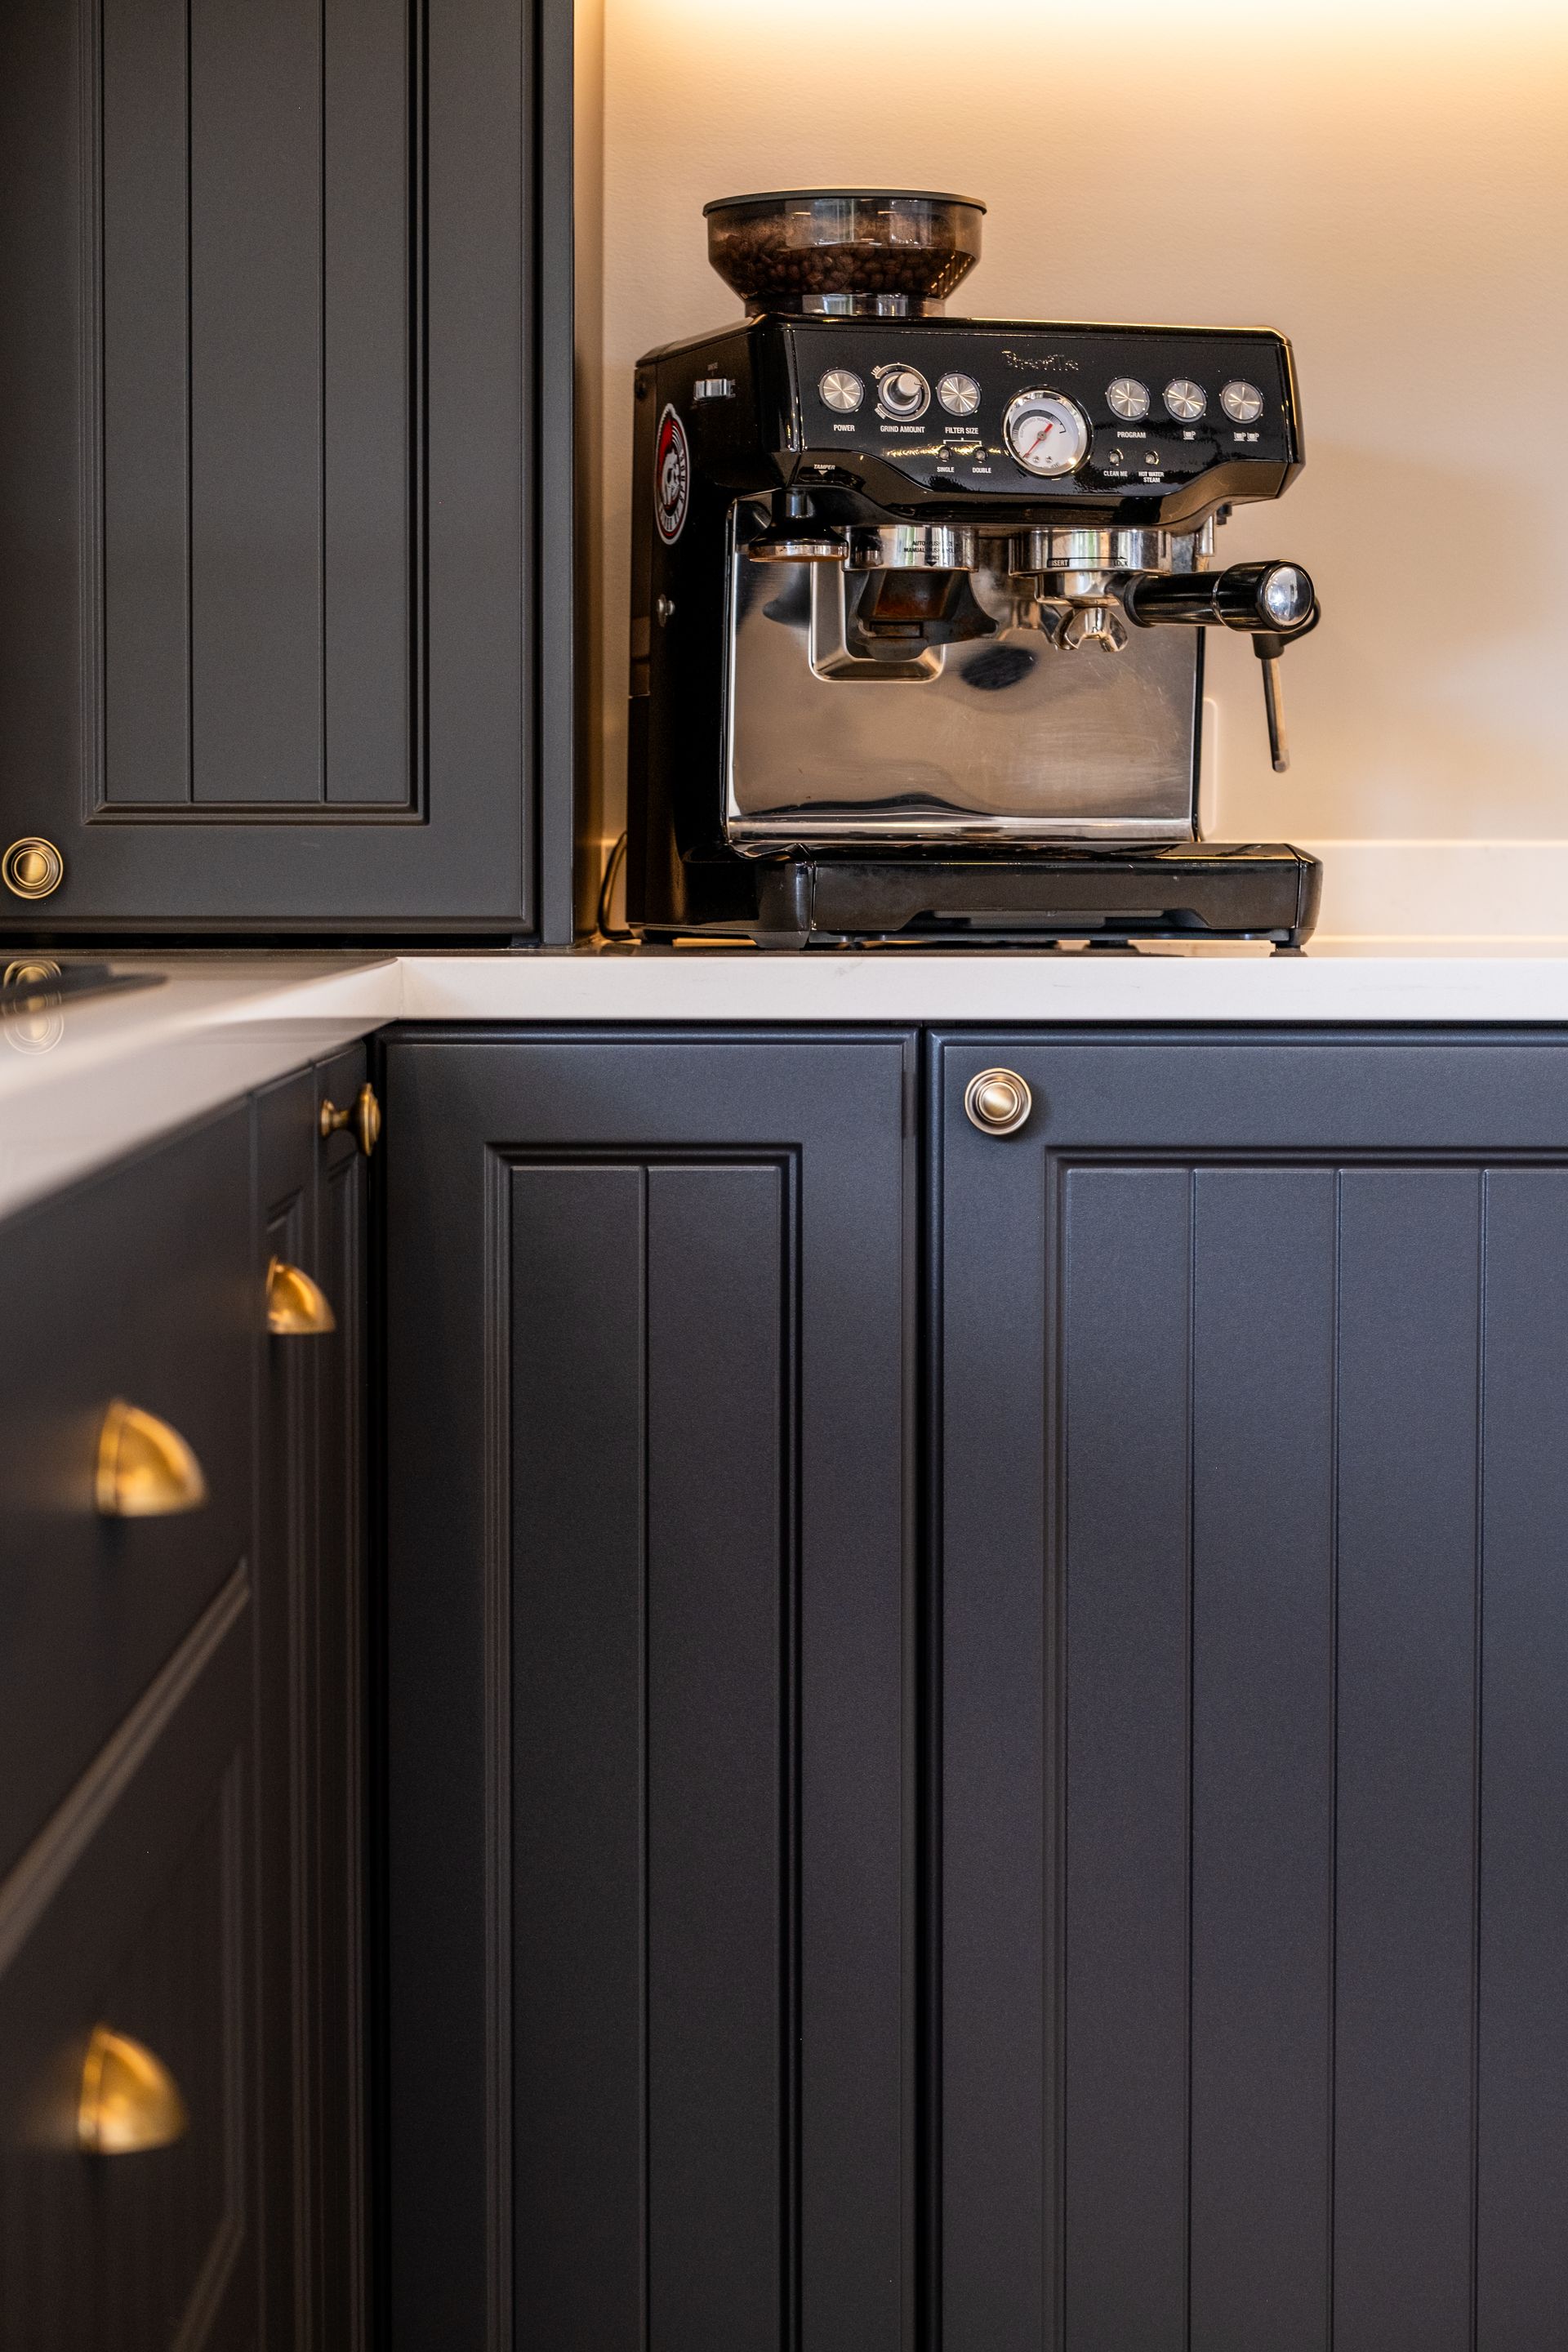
[626,189,1322,947]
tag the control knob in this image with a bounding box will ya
[818,368,864,413]
[1163,378,1207,421]
[1107,376,1151,421]
[877,367,929,420]
[1221,379,1264,423]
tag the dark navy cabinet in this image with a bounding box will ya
[0,0,573,939]
[0,1053,370,2347]
[254,1044,372,2346]
[933,1030,1568,2352]
[28,1022,1568,2349]
[382,1022,1568,2352]
[381,1029,918,2352]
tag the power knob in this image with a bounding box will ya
[877,367,929,421]
[818,368,864,413]
[964,1068,1032,1136]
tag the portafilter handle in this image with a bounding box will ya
[1123,561,1318,773]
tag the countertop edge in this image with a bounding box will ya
[10,945,1568,1225]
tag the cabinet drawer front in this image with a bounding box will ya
[0,1106,252,1873]
[0,1571,256,2351]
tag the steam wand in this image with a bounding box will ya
[1254,633,1297,773]
[1123,561,1319,773]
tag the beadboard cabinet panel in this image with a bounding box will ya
[382,1030,917,2352]
[933,1031,1568,2352]
[0,0,573,934]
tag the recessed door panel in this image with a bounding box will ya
[0,0,562,931]
[385,1031,915,2350]
[935,1032,1568,2351]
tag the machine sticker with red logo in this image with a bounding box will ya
[654,404,690,545]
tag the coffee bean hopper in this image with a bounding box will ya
[625,188,1321,947]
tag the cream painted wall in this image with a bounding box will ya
[596,0,1568,936]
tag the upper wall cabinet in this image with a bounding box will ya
[0,0,572,938]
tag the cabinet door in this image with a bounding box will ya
[383,1030,916,2352]
[0,0,571,938]
[0,1573,258,2350]
[933,1030,1568,2352]
[253,1047,370,2346]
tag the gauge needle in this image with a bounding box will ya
[1025,421,1056,455]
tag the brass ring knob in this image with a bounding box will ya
[964,1068,1032,1136]
[265,1256,336,1336]
[319,1080,381,1157]
[96,1399,208,1517]
[2,837,65,900]
[78,2025,189,2154]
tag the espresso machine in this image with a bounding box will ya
[626,189,1322,947]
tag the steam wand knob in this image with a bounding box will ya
[1123,560,1318,773]
[1251,563,1317,774]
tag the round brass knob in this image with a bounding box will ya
[319,1080,381,1157]
[2,837,65,900]
[964,1068,1032,1136]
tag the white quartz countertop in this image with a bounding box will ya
[9,941,1568,1223]
[0,956,399,1223]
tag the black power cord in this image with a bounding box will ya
[596,831,637,942]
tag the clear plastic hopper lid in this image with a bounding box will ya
[704,189,985,315]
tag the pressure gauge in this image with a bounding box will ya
[1003,390,1092,478]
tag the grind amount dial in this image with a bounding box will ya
[877,366,930,419]
[1004,389,1090,477]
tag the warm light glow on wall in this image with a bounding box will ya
[594,0,1568,935]
[638,0,1566,33]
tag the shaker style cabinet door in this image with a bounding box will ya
[932,1030,1568,2352]
[382,1031,917,2352]
[0,0,571,936]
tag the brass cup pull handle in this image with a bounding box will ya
[964,1068,1033,1136]
[96,1399,208,1517]
[265,1256,337,1336]
[78,2025,189,2155]
[319,1080,381,1158]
